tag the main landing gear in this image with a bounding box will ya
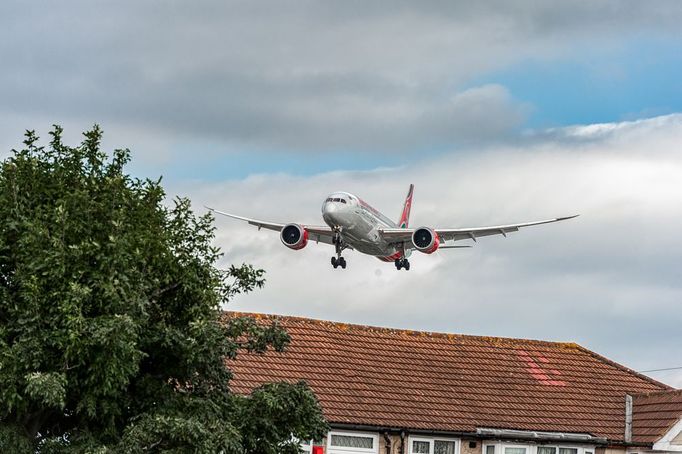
[395,258,410,271]
[331,229,347,270]
[331,256,346,269]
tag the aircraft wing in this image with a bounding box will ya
[379,215,578,245]
[206,207,336,245]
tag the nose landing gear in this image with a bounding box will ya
[394,258,410,271]
[331,228,347,269]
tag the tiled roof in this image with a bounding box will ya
[632,389,682,443]
[225,312,674,443]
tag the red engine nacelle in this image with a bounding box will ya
[280,223,308,250]
[412,227,440,254]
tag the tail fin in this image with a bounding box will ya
[398,184,414,228]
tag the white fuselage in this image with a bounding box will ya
[321,192,407,260]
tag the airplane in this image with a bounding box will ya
[206,184,577,271]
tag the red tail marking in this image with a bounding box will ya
[398,184,414,228]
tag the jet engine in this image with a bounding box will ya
[412,227,440,254]
[280,223,308,250]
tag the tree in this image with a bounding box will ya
[0,126,328,452]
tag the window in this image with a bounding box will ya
[328,431,378,453]
[435,440,457,454]
[409,437,459,454]
[413,441,430,454]
[486,446,496,454]
[538,446,590,454]
[504,448,527,454]
[331,434,373,449]
[558,449,578,454]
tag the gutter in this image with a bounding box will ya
[331,422,476,438]
[476,428,608,444]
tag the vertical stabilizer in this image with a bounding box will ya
[398,184,414,228]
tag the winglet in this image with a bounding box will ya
[398,184,414,228]
[556,214,580,221]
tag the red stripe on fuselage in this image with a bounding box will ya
[377,251,403,262]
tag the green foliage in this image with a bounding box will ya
[0,126,328,452]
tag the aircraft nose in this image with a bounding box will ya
[323,202,345,226]
[325,202,338,214]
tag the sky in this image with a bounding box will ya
[1,1,681,387]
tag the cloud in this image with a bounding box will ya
[2,1,682,152]
[2,1,680,387]
[186,114,682,387]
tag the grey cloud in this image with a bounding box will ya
[2,1,682,152]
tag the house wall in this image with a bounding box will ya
[382,433,401,454]
[462,439,484,454]
[597,448,626,454]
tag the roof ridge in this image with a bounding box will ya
[224,310,582,349]
[633,388,682,398]
[571,345,672,391]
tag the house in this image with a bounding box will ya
[225,312,682,454]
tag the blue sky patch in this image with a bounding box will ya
[471,38,682,128]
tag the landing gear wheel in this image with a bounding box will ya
[395,258,410,271]
[332,256,346,269]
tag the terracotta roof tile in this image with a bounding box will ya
[225,312,676,443]
[632,389,682,443]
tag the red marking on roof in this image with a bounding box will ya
[537,354,551,363]
[517,350,567,387]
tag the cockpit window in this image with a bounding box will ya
[340,199,346,204]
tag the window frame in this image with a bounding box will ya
[327,430,379,454]
[300,438,326,454]
[502,444,529,454]
[407,435,460,454]
[536,446,588,454]
[483,443,497,454]
[300,439,313,454]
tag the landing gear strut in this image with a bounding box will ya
[394,258,410,271]
[331,229,347,269]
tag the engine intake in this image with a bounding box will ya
[412,227,440,254]
[280,223,308,250]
